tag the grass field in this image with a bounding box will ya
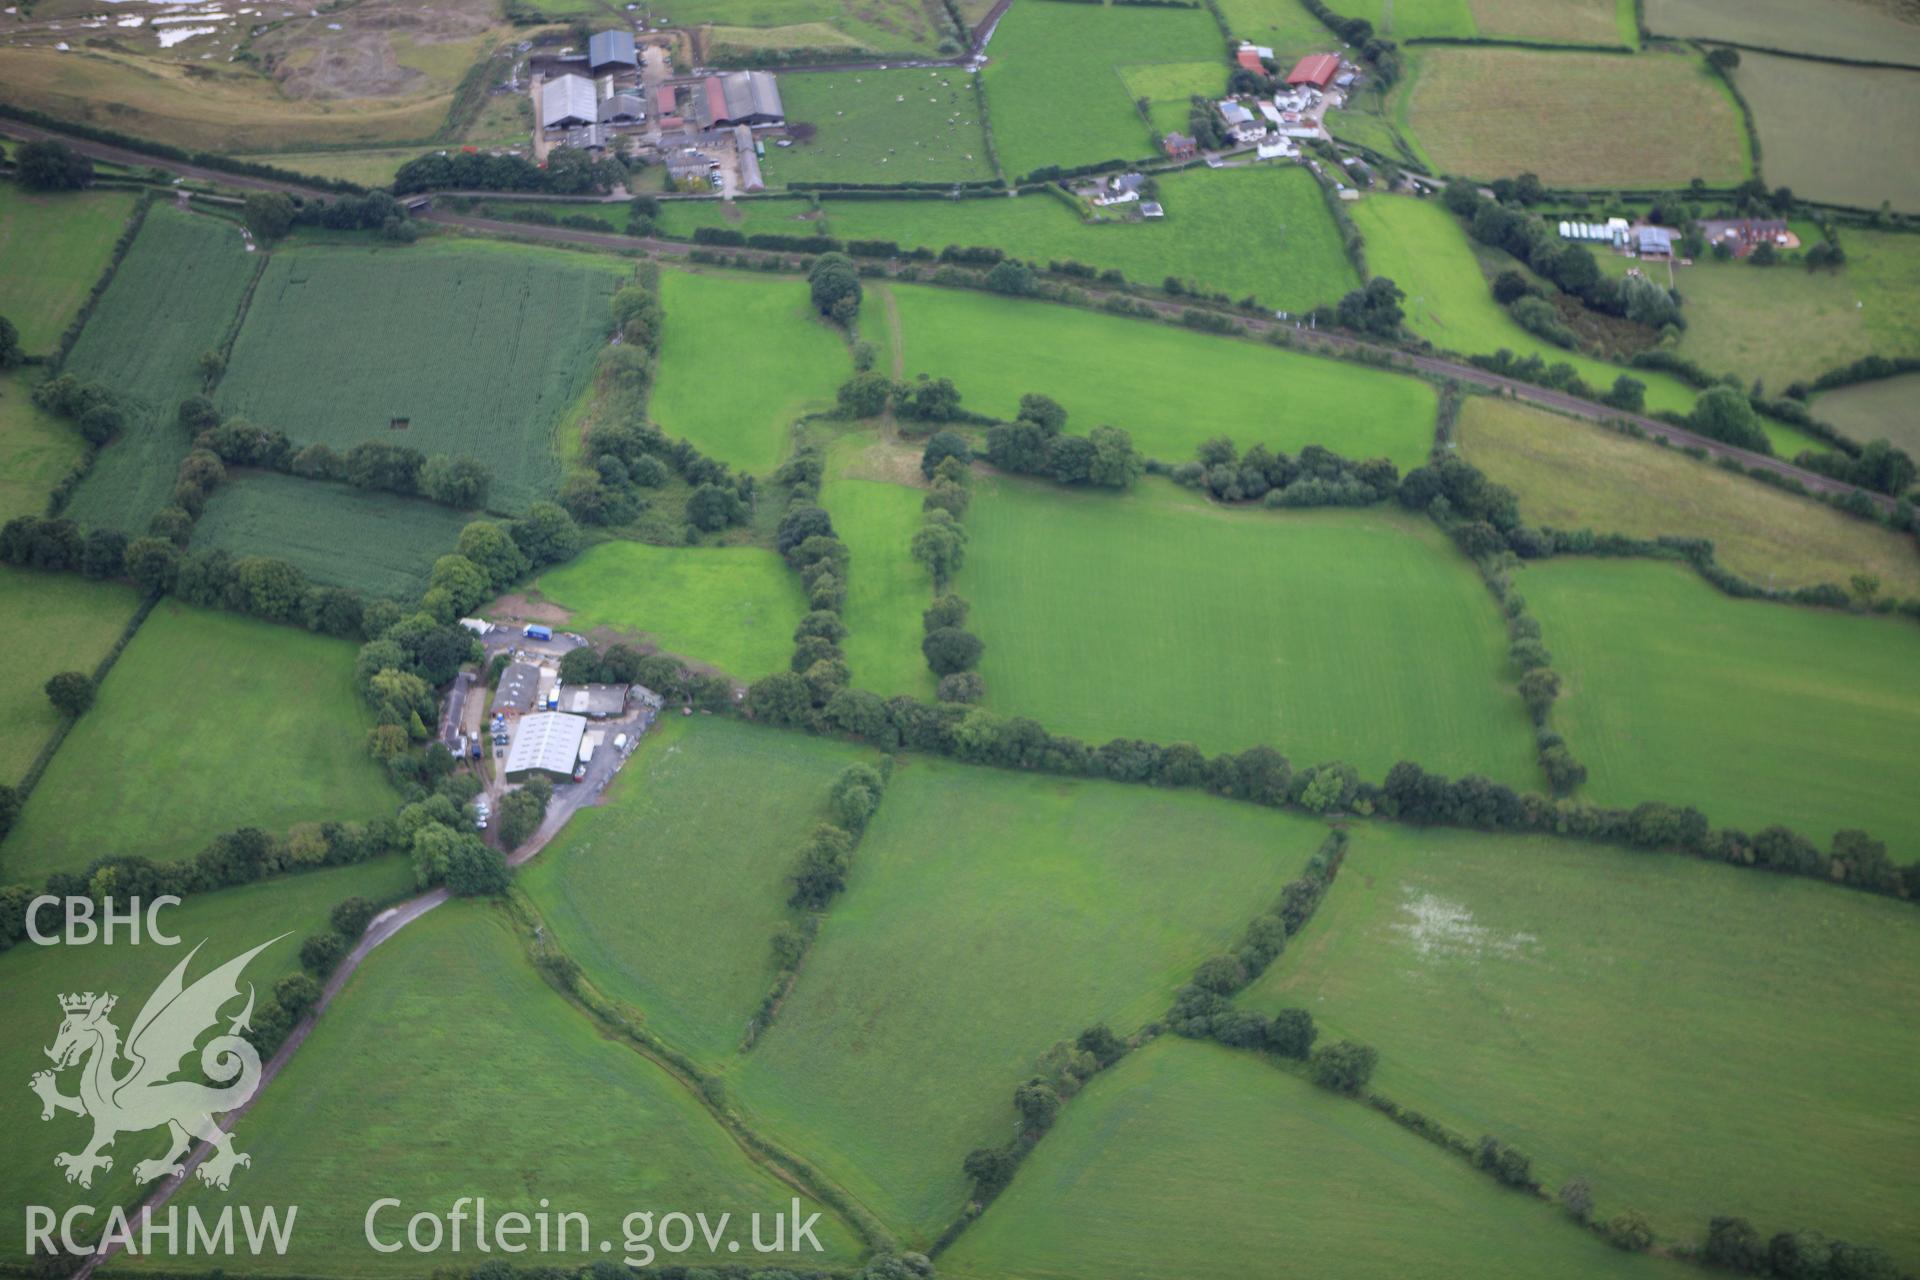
[1242,822,1920,1262]
[1400,47,1749,188]
[651,270,850,473]
[522,717,878,1063]
[1818,373,1920,456]
[980,1,1224,181]
[1209,0,1331,53]
[672,0,948,55]
[1456,397,1920,596]
[819,435,937,699]
[191,471,473,600]
[955,476,1538,781]
[1847,228,1920,358]
[0,567,142,784]
[1470,0,1634,44]
[1352,195,1828,438]
[529,539,806,679]
[216,240,627,511]
[244,146,424,187]
[1,603,396,884]
[1734,53,1920,213]
[866,283,1437,467]
[1325,0,1475,38]
[0,858,417,1259]
[1116,60,1228,135]
[762,67,994,185]
[0,183,136,355]
[733,757,1325,1242]
[0,369,87,524]
[1596,252,1883,390]
[63,206,258,535]
[136,900,863,1275]
[1647,0,1920,67]
[1521,558,1920,850]
[824,164,1360,313]
[943,1039,1687,1280]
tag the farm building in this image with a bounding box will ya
[541,74,598,130]
[1286,53,1340,89]
[1162,132,1197,159]
[560,683,631,718]
[697,71,785,129]
[734,125,765,192]
[1094,172,1147,206]
[654,84,682,125]
[504,711,588,780]
[1141,201,1164,218]
[599,93,645,124]
[665,150,717,184]
[492,662,543,718]
[1236,46,1264,72]
[1559,219,1628,246]
[588,29,637,75]
[1218,101,1254,129]
[1635,226,1675,258]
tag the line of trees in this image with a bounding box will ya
[983,392,1143,489]
[1168,435,1399,507]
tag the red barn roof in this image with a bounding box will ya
[654,84,678,116]
[1236,47,1263,71]
[1286,53,1340,87]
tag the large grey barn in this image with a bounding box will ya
[588,29,637,75]
[541,74,598,129]
[697,71,784,129]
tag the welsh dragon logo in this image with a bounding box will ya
[30,937,286,1192]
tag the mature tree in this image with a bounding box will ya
[985,260,1037,295]
[0,315,20,369]
[510,501,583,566]
[936,671,985,703]
[1086,425,1143,488]
[1604,1210,1655,1253]
[1308,1039,1378,1095]
[923,594,969,631]
[242,191,296,245]
[922,626,983,676]
[807,252,862,324]
[428,554,490,616]
[1558,1175,1595,1223]
[45,671,95,718]
[456,521,527,589]
[444,836,510,896]
[921,430,972,478]
[16,140,92,191]
[837,371,892,419]
[420,455,491,509]
[1706,45,1740,71]
[1688,386,1770,452]
[1266,1007,1317,1059]
[122,537,180,595]
[496,787,547,851]
[910,515,966,588]
[1703,1217,1764,1272]
[686,482,745,531]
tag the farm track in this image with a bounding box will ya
[2,110,1889,513]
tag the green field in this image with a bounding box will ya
[529,538,805,679]
[866,283,1437,467]
[651,270,850,473]
[1847,228,1920,358]
[1596,250,1888,390]
[762,67,994,185]
[944,1039,1685,1280]
[242,146,422,187]
[825,164,1360,314]
[0,182,137,354]
[733,756,1325,1242]
[1469,0,1634,44]
[1338,0,1475,38]
[980,0,1224,181]
[955,476,1537,779]
[1116,59,1227,135]
[1733,52,1920,213]
[138,900,863,1275]
[1206,0,1328,55]
[1400,47,1749,188]
[1243,822,1920,1262]
[1818,373,1920,457]
[0,567,142,784]
[819,434,936,699]
[1522,558,1920,849]
[668,0,948,55]
[63,206,259,535]
[1457,396,1920,597]
[191,471,473,599]
[1353,194,1832,444]
[522,716,877,1062]
[215,240,628,511]
[1,602,396,883]
[0,858,417,1259]
[1647,0,1920,67]
[0,369,87,523]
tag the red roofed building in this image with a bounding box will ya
[1236,46,1263,72]
[1286,53,1340,88]
[654,84,681,124]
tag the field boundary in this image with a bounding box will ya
[44,191,153,373]
[7,589,156,805]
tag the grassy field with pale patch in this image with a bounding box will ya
[1647,0,1920,67]
[762,67,994,185]
[1456,396,1920,597]
[1732,53,1920,213]
[1243,822,1920,1263]
[0,567,142,786]
[955,475,1539,782]
[1521,558,1920,850]
[820,435,937,699]
[1817,373,1920,457]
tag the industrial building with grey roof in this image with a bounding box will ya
[504,711,588,779]
[541,74,599,129]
